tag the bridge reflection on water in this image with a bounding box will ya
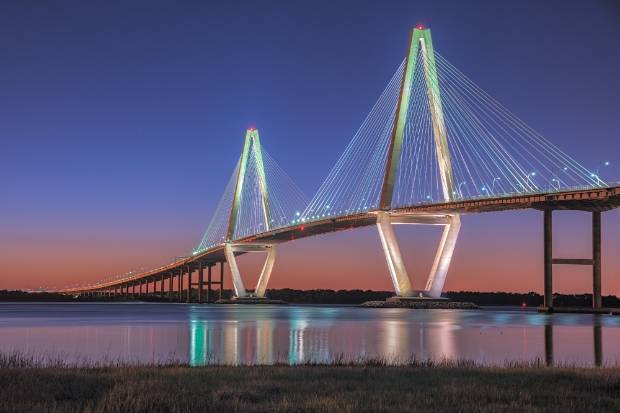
[0,304,616,366]
[187,306,617,367]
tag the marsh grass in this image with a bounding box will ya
[0,353,619,412]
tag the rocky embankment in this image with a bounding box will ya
[360,300,479,309]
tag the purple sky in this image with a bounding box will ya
[1,1,619,293]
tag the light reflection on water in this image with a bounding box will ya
[0,303,618,366]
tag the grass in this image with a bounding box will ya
[0,355,619,412]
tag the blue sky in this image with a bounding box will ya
[1,1,619,292]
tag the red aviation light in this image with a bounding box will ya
[416,24,425,30]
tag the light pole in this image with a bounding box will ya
[525,172,537,192]
[590,173,602,187]
[491,177,501,194]
[590,162,610,187]
[457,181,467,198]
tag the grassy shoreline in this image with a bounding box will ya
[1,358,619,412]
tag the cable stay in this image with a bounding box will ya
[194,133,308,254]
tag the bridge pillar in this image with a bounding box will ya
[224,243,246,297]
[376,211,460,298]
[376,212,413,296]
[224,243,277,298]
[220,261,224,300]
[197,264,203,303]
[592,211,602,309]
[187,267,192,303]
[425,214,461,297]
[543,209,604,310]
[544,209,553,309]
[255,246,277,298]
[207,264,212,302]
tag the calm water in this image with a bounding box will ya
[0,303,619,366]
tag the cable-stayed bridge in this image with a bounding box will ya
[57,26,620,309]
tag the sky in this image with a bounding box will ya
[1,0,619,294]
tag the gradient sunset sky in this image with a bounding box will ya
[1,1,619,294]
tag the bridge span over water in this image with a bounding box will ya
[57,26,620,310]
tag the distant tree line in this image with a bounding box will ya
[1,289,619,307]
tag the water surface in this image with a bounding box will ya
[0,303,618,366]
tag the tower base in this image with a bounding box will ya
[360,297,477,309]
[215,296,287,305]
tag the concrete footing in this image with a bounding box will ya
[538,306,619,315]
[215,297,287,305]
[360,296,478,309]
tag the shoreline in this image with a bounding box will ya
[2,289,620,308]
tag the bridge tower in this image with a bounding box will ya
[224,128,277,299]
[377,26,461,298]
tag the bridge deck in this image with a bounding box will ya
[58,185,620,294]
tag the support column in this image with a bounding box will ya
[187,267,192,303]
[592,211,602,309]
[207,264,212,303]
[160,275,164,299]
[376,212,414,297]
[168,273,173,299]
[425,215,461,297]
[224,243,277,298]
[198,264,204,303]
[255,246,277,298]
[178,270,183,302]
[220,262,224,300]
[376,212,460,298]
[224,243,247,297]
[544,209,553,309]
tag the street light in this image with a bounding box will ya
[525,172,537,191]
[590,162,610,187]
[491,177,501,194]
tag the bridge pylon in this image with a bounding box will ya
[377,26,460,298]
[225,128,277,298]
